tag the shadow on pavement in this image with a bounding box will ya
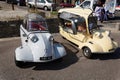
[92,47,120,60]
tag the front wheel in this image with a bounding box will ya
[28,4,32,8]
[14,55,26,68]
[15,60,26,68]
[44,6,48,11]
[82,47,92,59]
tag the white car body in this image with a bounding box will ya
[27,0,56,10]
[15,13,66,67]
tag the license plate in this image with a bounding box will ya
[40,56,52,60]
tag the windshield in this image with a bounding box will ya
[28,20,48,31]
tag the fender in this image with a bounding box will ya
[15,46,33,62]
[53,43,66,59]
[81,41,104,53]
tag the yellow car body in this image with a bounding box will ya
[58,7,118,58]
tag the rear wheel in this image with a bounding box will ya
[54,58,63,63]
[15,60,26,68]
[28,4,32,8]
[82,47,92,59]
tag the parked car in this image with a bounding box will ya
[27,0,57,10]
[15,13,66,67]
[60,3,75,8]
[58,7,118,58]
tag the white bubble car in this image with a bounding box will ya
[15,13,66,67]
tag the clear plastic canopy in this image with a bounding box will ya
[24,13,48,31]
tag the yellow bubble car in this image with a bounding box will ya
[58,7,118,58]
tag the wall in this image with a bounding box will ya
[0,18,59,38]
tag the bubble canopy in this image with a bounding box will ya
[23,13,48,31]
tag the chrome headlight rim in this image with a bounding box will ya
[31,35,39,43]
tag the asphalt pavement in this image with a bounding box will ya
[0,31,120,80]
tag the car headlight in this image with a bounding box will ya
[31,35,39,43]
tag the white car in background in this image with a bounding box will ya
[27,0,56,10]
[15,13,66,67]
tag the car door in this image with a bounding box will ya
[37,0,45,8]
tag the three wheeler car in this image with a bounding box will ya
[15,13,66,67]
[58,7,118,58]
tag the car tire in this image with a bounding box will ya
[82,47,92,59]
[44,6,48,11]
[28,4,32,8]
[14,55,26,68]
[15,60,26,68]
[54,58,63,63]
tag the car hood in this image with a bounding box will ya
[28,33,53,57]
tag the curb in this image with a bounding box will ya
[0,37,20,42]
